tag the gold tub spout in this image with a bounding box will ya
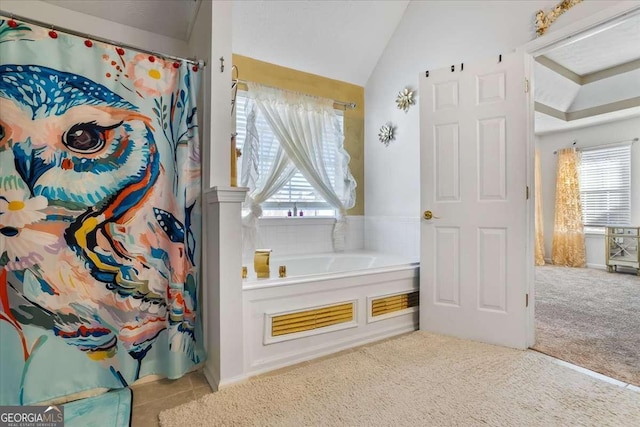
[241,266,247,279]
[254,249,272,279]
[278,265,287,278]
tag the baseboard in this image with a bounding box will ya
[202,366,220,392]
[132,362,204,386]
[246,323,418,377]
[203,365,249,391]
[542,259,607,271]
[217,373,250,390]
[586,263,606,270]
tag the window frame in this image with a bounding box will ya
[235,90,344,217]
[578,144,632,228]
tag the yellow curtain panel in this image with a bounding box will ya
[551,148,586,267]
[534,149,545,266]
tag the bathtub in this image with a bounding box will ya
[242,251,419,376]
[242,251,416,284]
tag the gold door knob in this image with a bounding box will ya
[423,210,439,220]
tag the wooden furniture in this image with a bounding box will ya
[605,226,640,275]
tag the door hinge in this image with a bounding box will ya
[524,78,530,93]
[526,186,530,200]
[526,293,529,307]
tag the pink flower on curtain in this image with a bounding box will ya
[127,54,177,96]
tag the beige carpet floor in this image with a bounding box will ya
[159,332,640,426]
[533,265,640,386]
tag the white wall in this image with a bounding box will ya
[365,216,420,261]
[1,0,188,56]
[188,0,213,190]
[364,0,626,222]
[536,116,640,268]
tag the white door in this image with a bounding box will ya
[419,53,529,349]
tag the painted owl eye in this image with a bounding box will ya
[0,124,4,140]
[63,123,106,153]
[62,122,122,154]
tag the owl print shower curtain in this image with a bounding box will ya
[0,17,203,404]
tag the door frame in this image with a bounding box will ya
[518,2,640,348]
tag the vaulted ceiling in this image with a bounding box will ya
[42,0,410,87]
[37,0,640,130]
[232,0,409,85]
[44,0,200,40]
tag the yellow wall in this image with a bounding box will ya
[232,54,365,215]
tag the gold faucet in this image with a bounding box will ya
[254,249,272,279]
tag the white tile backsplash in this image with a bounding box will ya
[365,216,420,261]
[249,215,420,260]
[254,216,364,256]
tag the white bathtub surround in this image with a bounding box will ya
[251,215,364,257]
[242,252,419,376]
[204,187,248,390]
[365,216,420,261]
[344,216,365,251]
[243,251,410,281]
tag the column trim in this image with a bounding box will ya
[205,186,248,204]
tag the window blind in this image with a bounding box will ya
[235,92,343,213]
[579,145,631,226]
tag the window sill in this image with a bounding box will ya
[258,217,336,226]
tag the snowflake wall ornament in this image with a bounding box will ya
[396,87,415,112]
[378,123,395,146]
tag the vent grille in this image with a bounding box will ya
[271,303,354,337]
[372,292,419,317]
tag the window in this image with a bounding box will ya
[235,92,342,217]
[579,145,631,227]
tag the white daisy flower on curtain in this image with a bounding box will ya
[0,190,48,228]
[0,225,58,271]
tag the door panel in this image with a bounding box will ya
[420,53,528,349]
[477,117,506,200]
[434,227,460,307]
[477,227,507,312]
[434,81,459,110]
[434,124,460,201]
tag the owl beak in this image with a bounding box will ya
[10,141,55,191]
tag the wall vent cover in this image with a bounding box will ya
[271,302,354,337]
[371,291,419,317]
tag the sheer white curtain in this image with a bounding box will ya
[240,97,296,258]
[247,82,357,250]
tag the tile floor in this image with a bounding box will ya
[131,371,213,427]
[131,343,639,427]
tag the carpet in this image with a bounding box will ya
[64,388,132,427]
[533,265,640,386]
[159,332,640,427]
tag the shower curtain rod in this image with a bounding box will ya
[1,12,206,67]
[553,137,638,154]
[233,78,357,110]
